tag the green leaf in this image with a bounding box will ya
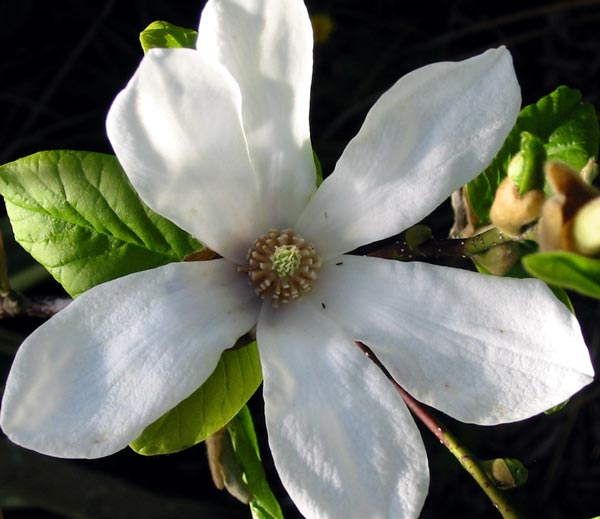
[508,132,546,195]
[522,251,600,298]
[0,150,200,296]
[140,21,198,54]
[228,406,285,519]
[131,343,262,455]
[467,86,599,225]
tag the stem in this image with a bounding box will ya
[1,437,234,519]
[0,291,71,319]
[368,226,534,261]
[0,232,12,293]
[355,341,525,519]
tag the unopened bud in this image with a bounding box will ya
[573,198,600,256]
[490,176,544,236]
[481,458,528,490]
[405,225,433,253]
[311,13,334,43]
[537,197,565,252]
[206,427,253,504]
[474,242,520,276]
[538,162,600,254]
[580,157,598,185]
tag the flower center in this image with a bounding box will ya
[272,244,301,277]
[239,228,321,307]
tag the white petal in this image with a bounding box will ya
[0,260,260,458]
[106,48,266,263]
[197,0,316,226]
[297,48,521,260]
[257,301,428,519]
[312,256,594,424]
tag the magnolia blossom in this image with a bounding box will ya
[1,0,594,518]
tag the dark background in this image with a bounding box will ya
[1,1,600,518]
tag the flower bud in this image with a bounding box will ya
[481,458,528,490]
[474,242,520,276]
[538,161,599,254]
[580,157,599,185]
[310,13,334,43]
[573,197,600,256]
[405,225,433,253]
[489,176,545,236]
[537,197,565,252]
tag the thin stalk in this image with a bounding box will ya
[0,232,12,294]
[355,341,525,519]
[369,226,535,261]
[0,292,71,319]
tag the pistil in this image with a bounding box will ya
[239,228,321,307]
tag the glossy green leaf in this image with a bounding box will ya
[522,251,600,298]
[140,21,198,54]
[0,151,200,296]
[508,132,546,195]
[131,343,263,455]
[467,86,599,225]
[228,406,285,519]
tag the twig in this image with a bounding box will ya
[368,226,534,261]
[0,232,11,293]
[0,290,71,319]
[402,0,600,55]
[355,341,525,519]
[0,438,235,519]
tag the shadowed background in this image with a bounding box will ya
[1,1,599,518]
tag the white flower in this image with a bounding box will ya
[1,0,594,518]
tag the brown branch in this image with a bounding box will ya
[355,341,525,519]
[0,290,71,319]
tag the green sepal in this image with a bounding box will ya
[228,406,285,519]
[313,150,323,187]
[0,150,200,296]
[131,343,263,455]
[140,21,198,54]
[522,251,600,299]
[467,86,599,225]
[508,132,546,195]
[544,399,570,415]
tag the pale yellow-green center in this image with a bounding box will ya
[239,228,321,307]
[272,244,302,277]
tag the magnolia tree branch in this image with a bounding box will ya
[0,438,235,519]
[0,233,11,293]
[0,290,71,319]
[355,341,525,519]
[368,226,534,260]
[0,231,72,319]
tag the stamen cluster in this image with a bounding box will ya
[240,228,321,307]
